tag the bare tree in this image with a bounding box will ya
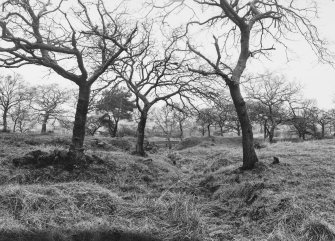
[0,0,137,159]
[0,73,27,132]
[245,73,300,142]
[85,114,104,136]
[32,84,69,133]
[10,86,35,133]
[113,31,200,156]
[315,109,332,138]
[211,91,232,136]
[153,105,178,149]
[288,99,318,140]
[172,105,189,140]
[197,108,216,137]
[151,0,332,169]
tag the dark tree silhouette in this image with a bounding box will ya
[96,87,135,137]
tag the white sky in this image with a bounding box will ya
[3,1,335,109]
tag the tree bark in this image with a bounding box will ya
[135,110,148,156]
[207,124,211,137]
[228,83,258,170]
[321,123,325,138]
[70,84,91,152]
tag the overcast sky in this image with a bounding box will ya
[4,1,335,109]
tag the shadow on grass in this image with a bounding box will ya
[0,229,161,241]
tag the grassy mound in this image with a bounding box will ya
[176,137,204,150]
[0,182,121,229]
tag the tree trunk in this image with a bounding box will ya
[135,108,149,156]
[228,83,258,170]
[220,126,224,136]
[321,123,325,138]
[112,120,118,137]
[2,109,8,132]
[207,124,211,137]
[269,125,276,143]
[263,120,267,139]
[13,123,16,132]
[167,136,172,149]
[70,84,91,152]
[201,126,205,136]
[179,122,183,140]
[41,114,49,133]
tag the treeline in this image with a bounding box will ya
[195,72,335,142]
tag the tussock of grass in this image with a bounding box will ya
[0,182,122,229]
[301,219,335,241]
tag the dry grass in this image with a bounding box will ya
[1,134,335,240]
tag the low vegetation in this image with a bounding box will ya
[0,133,334,240]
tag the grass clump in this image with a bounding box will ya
[0,182,122,229]
[301,219,335,241]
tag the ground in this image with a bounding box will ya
[0,133,335,241]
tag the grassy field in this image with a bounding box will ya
[0,133,335,240]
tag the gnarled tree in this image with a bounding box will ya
[113,30,201,156]
[0,0,137,159]
[150,0,332,169]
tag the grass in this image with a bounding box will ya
[0,133,335,240]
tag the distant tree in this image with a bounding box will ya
[245,73,300,142]
[0,0,137,160]
[32,84,69,133]
[288,100,318,140]
[211,92,232,136]
[197,108,216,137]
[85,114,105,136]
[328,109,335,136]
[315,109,332,138]
[172,105,189,140]
[10,87,35,133]
[96,87,135,137]
[153,105,178,149]
[0,73,27,132]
